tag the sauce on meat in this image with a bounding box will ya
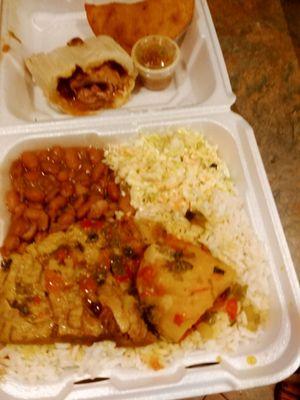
[57,62,129,112]
[0,219,152,345]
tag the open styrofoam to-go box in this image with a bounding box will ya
[0,113,299,400]
[0,0,299,399]
[0,0,235,126]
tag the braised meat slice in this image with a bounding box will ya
[57,62,130,112]
[0,218,153,346]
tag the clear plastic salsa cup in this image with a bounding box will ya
[131,35,180,91]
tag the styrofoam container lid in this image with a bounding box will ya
[0,0,235,127]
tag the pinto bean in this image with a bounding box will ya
[57,169,69,182]
[21,152,38,170]
[29,202,43,210]
[92,163,107,182]
[22,223,37,241]
[24,207,41,220]
[49,195,67,215]
[80,161,92,175]
[38,212,49,231]
[88,147,104,164]
[88,200,109,219]
[65,148,80,169]
[76,171,91,186]
[24,187,45,202]
[73,195,85,210]
[37,150,48,162]
[57,211,75,228]
[25,208,48,231]
[10,217,30,236]
[50,146,65,162]
[76,200,92,219]
[104,202,118,218]
[99,177,108,195]
[2,235,20,254]
[61,182,74,198]
[6,190,20,213]
[2,145,125,257]
[14,204,26,217]
[41,160,60,175]
[45,186,60,202]
[24,171,40,182]
[107,181,120,201]
[75,183,88,196]
[10,160,23,179]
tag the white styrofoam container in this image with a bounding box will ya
[0,1,299,399]
[0,0,235,126]
[0,113,299,400]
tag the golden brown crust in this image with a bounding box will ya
[85,0,195,53]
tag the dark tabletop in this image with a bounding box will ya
[196,1,300,399]
[207,0,300,277]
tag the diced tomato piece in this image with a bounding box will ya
[81,219,104,230]
[79,276,97,294]
[122,255,141,275]
[138,266,166,297]
[124,263,134,279]
[114,274,130,283]
[114,264,133,283]
[174,313,186,326]
[137,265,156,284]
[55,247,69,264]
[164,234,185,251]
[154,284,165,296]
[226,298,238,321]
[149,355,163,371]
[32,295,41,304]
[44,270,64,293]
[81,219,93,229]
[98,249,111,270]
[139,284,165,298]
[139,288,153,298]
[93,220,105,229]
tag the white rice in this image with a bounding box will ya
[0,128,270,385]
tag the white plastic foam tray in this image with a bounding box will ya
[0,113,299,400]
[0,0,299,399]
[0,0,235,126]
